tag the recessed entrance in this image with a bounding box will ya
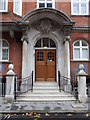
[35,38,56,81]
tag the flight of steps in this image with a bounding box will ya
[17,82,76,102]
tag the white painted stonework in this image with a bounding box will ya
[5,64,15,102]
[77,64,88,102]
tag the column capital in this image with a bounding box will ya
[21,31,29,43]
[63,35,71,44]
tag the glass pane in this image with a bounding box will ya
[73,3,79,14]
[35,39,41,47]
[0,0,6,10]
[82,49,88,59]
[47,52,54,61]
[82,41,87,46]
[37,52,44,61]
[47,3,52,8]
[74,48,80,59]
[2,49,8,60]
[81,4,87,14]
[2,40,8,47]
[39,3,45,8]
[43,38,49,48]
[74,41,80,46]
[14,0,21,15]
[50,39,56,47]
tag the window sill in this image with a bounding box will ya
[0,61,12,64]
[70,15,90,17]
[71,59,90,62]
[0,11,10,14]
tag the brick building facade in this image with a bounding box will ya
[0,0,90,84]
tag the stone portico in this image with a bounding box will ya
[19,8,74,83]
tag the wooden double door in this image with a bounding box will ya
[35,50,56,81]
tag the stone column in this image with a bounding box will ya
[77,64,88,103]
[21,32,28,92]
[64,36,70,78]
[64,36,71,92]
[21,32,28,78]
[5,64,15,103]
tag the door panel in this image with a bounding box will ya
[46,50,56,81]
[35,50,56,81]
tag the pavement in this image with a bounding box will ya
[0,97,90,113]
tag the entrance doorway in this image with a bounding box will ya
[35,38,56,81]
[35,50,56,81]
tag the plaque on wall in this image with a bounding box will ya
[0,64,5,73]
[78,64,86,72]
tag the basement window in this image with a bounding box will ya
[0,0,8,12]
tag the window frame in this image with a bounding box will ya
[0,39,9,62]
[13,0,22,16]
[0,0,8,12]
[73,40,89,61]
[37,0,55,9]
[71,0,89,15]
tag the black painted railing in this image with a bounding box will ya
[58,71,78,98]
[14,71,33,100]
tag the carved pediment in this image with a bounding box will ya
[32,18,61,33]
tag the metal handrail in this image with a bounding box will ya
[58,71,78,96]
[14,71,33,100]
[58,71,61,92]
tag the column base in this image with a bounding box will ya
[78,95,88,103]
[5,95,14,103]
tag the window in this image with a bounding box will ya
[37,0,55,8]
[0,39,9,61]
[73,40,89,60]
[13,0,22,16]
[35,38,56,48]
[71,0,89,15]
[0,0,8,12]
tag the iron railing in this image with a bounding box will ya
[14,71,33,100]
[1,76,6,97]
[58,71,78,98]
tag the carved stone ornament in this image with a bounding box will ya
[21,32,28,43]
[32,18,60,33]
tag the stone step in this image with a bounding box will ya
[17,96,76,102]
[33,86,59,90]
[32,89,60,92]
[33,82,58,86]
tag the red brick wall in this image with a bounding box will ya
[0,1,90,27]
[0,32,22,78]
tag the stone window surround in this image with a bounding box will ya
[13,0,22,16]
[71,0,89,15]
[0,0,8,12]
[37,0,55,9]
[0,39,9,62]
[73,40,89,61]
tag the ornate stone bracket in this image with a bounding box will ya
[21,31,29,43]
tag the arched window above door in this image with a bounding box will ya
[35,38,56,48]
